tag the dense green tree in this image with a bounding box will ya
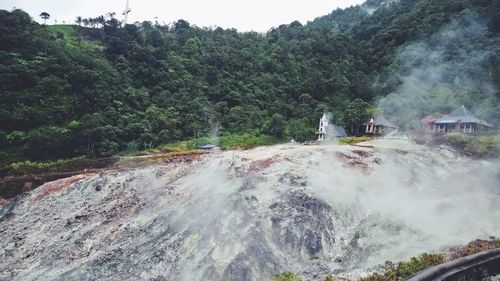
[342,99,373,135]
[145,105,181,144]
[23,126,72,160]
[264,113,286,138]
[285,118,316,142]
[0,0,499,164]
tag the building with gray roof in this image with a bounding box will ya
[431,105,493,134]
[363,114,398,135]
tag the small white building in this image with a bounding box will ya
[316,114,329,141]
[316,114,348,141]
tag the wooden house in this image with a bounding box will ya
[363,115,398,135]
[431,105,493,134]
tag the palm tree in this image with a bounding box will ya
[96,15,105,27]
[40,12,50,25]
[106,12,116,20]
[75,16,82,26]
[82,18,89,27]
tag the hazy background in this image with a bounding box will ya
[0,0,365,32]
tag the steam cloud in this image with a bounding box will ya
[376,11,500,130]
[362,0,401,15]
[1,139,499,280]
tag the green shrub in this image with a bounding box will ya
[154,134,280,153]
[397,253,444,278]
[360,253,445,281]
[7,156,114,175]
[218,133,280,149]
[444,133,500,158]
[339,136,374,145]
[273,272,302,281]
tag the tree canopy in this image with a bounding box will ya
[0,0,499,165]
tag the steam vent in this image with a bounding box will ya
[1,139,499,280]
[1,0,500,280]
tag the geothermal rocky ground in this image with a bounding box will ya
[0,138,499,281]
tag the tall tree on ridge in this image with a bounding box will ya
[75,16,82,26]
[106,12,116,20]
[96,15,105,27]
[40,12,50,24]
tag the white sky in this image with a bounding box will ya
[1,0,365,32]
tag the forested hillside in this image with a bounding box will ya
[1,0,499,164]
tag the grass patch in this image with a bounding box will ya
[114,150,205,167]
[272,253,444,281]
[444,133,500,158]
[2,134,280,175]
[218,133,281,149]
[339,136,374,145]
[0,150,21,168]
[265,239,500,281]
[49,25,103,51]
[4,156,116,176]
[142,134,282,155]
[157,137,218,153]
[360,253,445,281]
[273,272,302,281]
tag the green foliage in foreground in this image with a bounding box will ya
[359,253,445,281]
[1,0,499,165]
[5,156,116,176]
[274,252,446,281]
[153,133,281,153]
[339,136,374,145]
[444,133,500,158]
[273,272,302,281]
[49,25,103,50]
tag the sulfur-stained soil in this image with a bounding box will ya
[1,138,499,281]
[0,150,207,200]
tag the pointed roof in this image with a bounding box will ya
[420,114,442,125]
[434,105,493,127]
[332,125,347,137]
[449,105,476,118]
[368,115,398,128]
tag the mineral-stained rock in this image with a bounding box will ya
[1,140,499,281]
[270,190,335,259]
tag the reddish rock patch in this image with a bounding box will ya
[247,156,284,173]
[349,143,374,148]
[352,150,373,158]
[22,181,33,192]
[0,197,7,208]
[334,152,354,161]
[33,174,94,202]
[335,152,369,170]
[444,238,500,261]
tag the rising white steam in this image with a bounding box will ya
[1,139,499,281]
[376,11,500,130]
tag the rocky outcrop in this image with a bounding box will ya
[1,139,499,281]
